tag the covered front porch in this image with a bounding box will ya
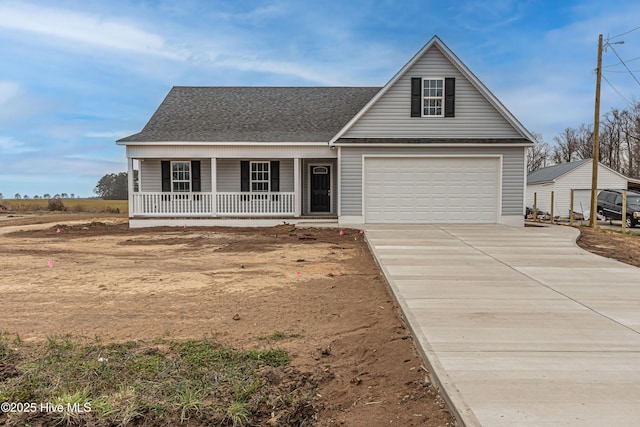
[126,157,336,218]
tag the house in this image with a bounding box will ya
[526,159,631,217]
[117,35,535,227]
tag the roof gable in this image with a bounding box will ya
[527,159,630,184]
[330,35,535,143]
[118,86,380,143]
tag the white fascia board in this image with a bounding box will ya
[332,142,533,148]
[329,35,536,144]
[116,141,330,146]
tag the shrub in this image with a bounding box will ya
[47,198,66,211]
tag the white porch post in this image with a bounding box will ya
[127,157,134,217]
[211,157,217,216]
[294,157,301,217]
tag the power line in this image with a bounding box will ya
[603,55,640,68]
[602,73,634,107]
[609,26,640,40]
[608,44,640,88]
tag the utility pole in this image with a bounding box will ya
[589,34,603,228]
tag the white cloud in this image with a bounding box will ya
[0,80,21,104]
[0,2,187,60]
[85,131,134,139]
[0,136,36,154]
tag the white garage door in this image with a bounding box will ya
[364,157,500,224]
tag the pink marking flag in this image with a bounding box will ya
[359,230,364,234]
[56,228,61,234]
[296,271,301,276]
[339,230,344,236]
[47,259,54,268]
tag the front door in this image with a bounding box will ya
[310,165,331,212]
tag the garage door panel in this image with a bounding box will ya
[364,157,499,224]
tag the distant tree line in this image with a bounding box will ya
[528,102,640,178]
[1,171,133,201]
[2,193,78,200]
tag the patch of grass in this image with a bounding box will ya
[0,336,299,426]
[225,401,250,427]
[243,348,291,367]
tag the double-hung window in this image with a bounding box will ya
[422,78,444,117]
[411,77,454,118]
[172,161,191,192]
[250,161,270,192]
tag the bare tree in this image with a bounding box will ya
[527,132,552,173]
[552,128,580,163]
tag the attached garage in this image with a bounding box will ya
[363,156,501,224]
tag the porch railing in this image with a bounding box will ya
[133,192,213,216]
[216,192,295,216]
[132,192,296,216]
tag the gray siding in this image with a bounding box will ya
[340,146,525,216]
[140,160,161,192]
[216,159,239,192]
[217,159,294,192]
[343,46,522,139]
[139,159,211,192]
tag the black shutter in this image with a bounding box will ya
[270,161,280,192]
[240,161,250,192]
[161,161,171,192]
[410,77,422,117]
[444,77,455,117]
[191,161,201,192]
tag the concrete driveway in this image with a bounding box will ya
[364,224,640,427]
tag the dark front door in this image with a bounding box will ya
[310,165,331,212]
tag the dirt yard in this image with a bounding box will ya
[0,215,454,426]
[2,215,638,427]
[576,225,640,267]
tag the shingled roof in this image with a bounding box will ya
[117,86,381,143]
[527,159,591,184]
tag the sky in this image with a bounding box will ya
[1,0,640,198]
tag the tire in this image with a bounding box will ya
[626,217,634,229]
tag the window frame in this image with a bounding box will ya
[171,161,191,193]
[250,161,270,192]
[422,77,445,117]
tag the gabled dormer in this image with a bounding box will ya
[331,35,535,143]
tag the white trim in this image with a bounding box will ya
[421,77,445,117]
[337,146,342,217]
[210,157,217,216]
[329,35,536,144]
[361,154,503,224]
[127,157,134,218]
[522,147,528,216]
[117,141,330,146]
[333,142,533,147]
[294,158,301,217]
[307,162,334,214]
[129,218,336,229]
[249,160,270,192]
[171,160,191,192]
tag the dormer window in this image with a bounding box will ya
[411,77,455,118]
[422,79,444,116]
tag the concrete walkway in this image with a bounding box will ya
[364,224,640,427]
